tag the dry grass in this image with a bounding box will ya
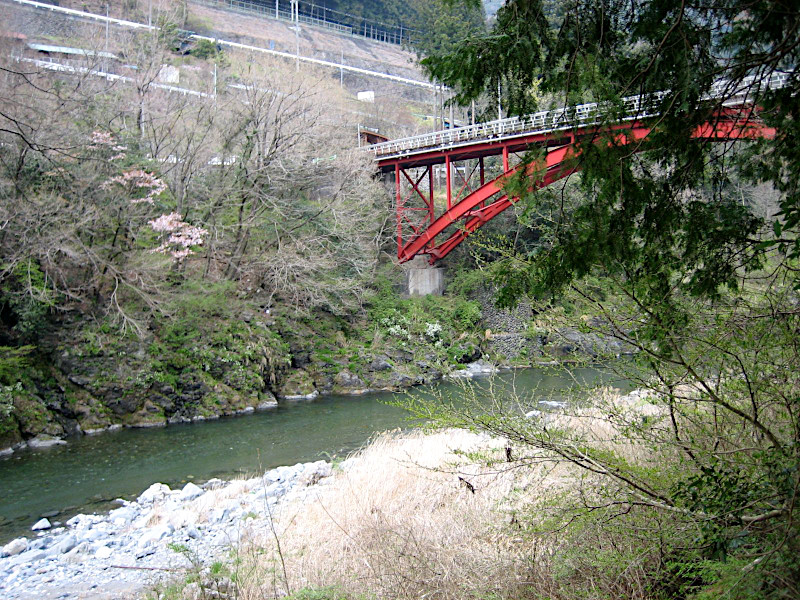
[234,429,567,600]
[220,392,676,600]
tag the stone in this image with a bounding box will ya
[137,483,171,505]
[114,552,136,568]
[63,541,92,564]
[368,356,393,371]
[135,545,157,559]
[299,461,332,486]
[32,518,52,531]
[178,482,204,502]
[168,413,191,424]
[166,509,198,530]
[464,359,498,376]
[132,510,156,530]
[49,534,77,555]
[281,390,319,400]
[68,375,91,387]
[108,505,138,524]
[95,545,113,560]
[27,537,49,550]
[388,372,415,388]
[2,537,28,557]
[136,524,173,548]
[82,529,108,542]
[66,514,86,528]
[183,581,201,600]
[539,400,566,409]
[277,369,318,399]
[8,549,47,566]
[207,508,231,524]
[27,435,68,449]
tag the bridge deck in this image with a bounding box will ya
[369,71,789,170]
[370,70,791,265]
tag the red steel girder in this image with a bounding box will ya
[392,114,775,264]
[398,145,575,263]
[396,164,434,256]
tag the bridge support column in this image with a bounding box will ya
[404,256,445,296]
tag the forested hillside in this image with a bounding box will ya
[0,8,495,450]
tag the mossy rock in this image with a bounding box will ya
[331,369,367,394]
[277,369,317,398]
[78,410,114,433]
[13,393,63,437]
[124,400,167,428]
[0,416,22,450]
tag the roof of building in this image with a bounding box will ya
[28,43,118,60]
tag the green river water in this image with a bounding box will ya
[0,366,625,543]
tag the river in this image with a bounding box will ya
[0,366,624,544]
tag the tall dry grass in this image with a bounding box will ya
[234,429,572,600]
[226,389,678,600]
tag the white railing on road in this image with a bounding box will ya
[8,0,435,89]
[368,71,791,160]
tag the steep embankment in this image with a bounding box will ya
[16,0,426,85]
[0,279,488,454]
[1,274,627,455]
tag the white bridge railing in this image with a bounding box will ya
[368,71,791,160]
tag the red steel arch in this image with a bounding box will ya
[375,112,776,265]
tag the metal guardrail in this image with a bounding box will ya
[192,0,409,45]
[8,0,436,89]
[369,71,791,160]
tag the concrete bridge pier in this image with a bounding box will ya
[404,256,445,296]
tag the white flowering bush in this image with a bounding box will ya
[380,316,411,340]
[424,322,442,340]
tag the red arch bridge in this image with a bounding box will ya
[366,72,788,265]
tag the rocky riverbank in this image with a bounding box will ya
[0,283,486,455]
[1,276,630,457]
[0,459,335,600]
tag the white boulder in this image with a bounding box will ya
[137,482,171,504]
[31,518,51,531]
[137,523,174,549]
[49,534,77,555]
[178,482,204,502]
[167,509,198,530]
[27,435,67,449]
[2,537,28,557]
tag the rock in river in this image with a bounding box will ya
[31,519,51,531]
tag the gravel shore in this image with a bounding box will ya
[0,460,333,599]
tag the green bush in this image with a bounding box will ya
[1,260,55,342]
[0,345,34,385]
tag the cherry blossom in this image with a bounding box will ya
[103,169,168,204]
[148,213,209,261]
[89,131,127,160]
